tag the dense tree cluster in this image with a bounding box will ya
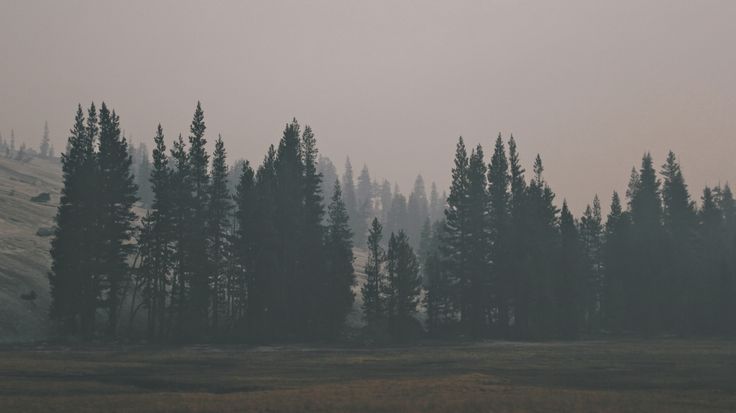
[361,218,423,339]
[49,103,138,336]
[1,123,56,161]
[0,129,17,158]
[422,136,736,338]
[50,103,356,341]
[322,157,444,250]
[48,104,736,341]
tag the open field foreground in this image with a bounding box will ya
[0,339,735,412]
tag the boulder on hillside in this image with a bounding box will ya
[36,227,54,237]
[31,192,51,203]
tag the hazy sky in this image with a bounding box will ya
[2,0,735,213]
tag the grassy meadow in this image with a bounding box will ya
[0,339,735,412]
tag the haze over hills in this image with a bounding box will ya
[3,2,736,215]
[1,2,736,412]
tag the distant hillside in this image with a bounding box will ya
[0,156,62,342]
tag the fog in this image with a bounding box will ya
[2,0,735,212]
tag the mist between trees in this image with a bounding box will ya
[47,102,736,342]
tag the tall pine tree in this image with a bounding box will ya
[487,134,511,334]
[207,135,232,332]
[362,218,385,327]
[323,181,355,337]
[97,103,138,336]
[49,106,95,334]
[384,231,422,337]
[300,125,327,336]
[186,102,211,334]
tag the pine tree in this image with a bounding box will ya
[487,134,511,334]
[40,121,50,158]
[506,135,530,336]
[661,151,696,234]
[417,217,433,274]
[423,219,453,334]
[10,129,15,157]
[300,125,327,336]
[231,160,256,334]
[716,184,736,334]
[660,151,697,331]
[580,195,603,330]
[323,181,355,336]
[429,182,442,222]
[696,186,725,333]
[186,102,211,333]
[387,190,408,236]
[719,184,736,231]
[168,134,194,338]
[442,137,470,330]
[406,175,429,248]
[273,119,305,335]
[139,124,174,340]
[601,191,630,331]
[355,165,373,225]
[718,183,736,333]
[362,218,385,327]
[384,231,422,337]
[96,103,138,336]
[49,106,95,334]
[67,103,101,335]
[226,160,245,195]
[207,135,232,332]
[136,143,153,206]
[462,144,490,336]
[342,157,359,241]
[317,155,338,212]
[522,155,559,337]
[557,201,584,337]
[137,212,159,337]
[76,103,100,334]
[356,164,372,206]
[379,179,393,227]
[629,154,662,228]
[356,165,373,231]
[627,153,664,332]
[249,146,279,337]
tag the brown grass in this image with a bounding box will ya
[0,339,735,412]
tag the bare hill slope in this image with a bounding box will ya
[0,157,62,342]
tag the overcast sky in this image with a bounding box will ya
[2,0,735,213]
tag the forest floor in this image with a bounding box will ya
[0,338,734,412]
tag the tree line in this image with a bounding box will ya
[316,156,445,251]
[48,103,736,341]
[0,122,56,161]
[418,137,736,338]
[49,103,355,341]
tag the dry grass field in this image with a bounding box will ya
[0,339,734,412]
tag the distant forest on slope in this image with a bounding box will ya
[43,102,736,342]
